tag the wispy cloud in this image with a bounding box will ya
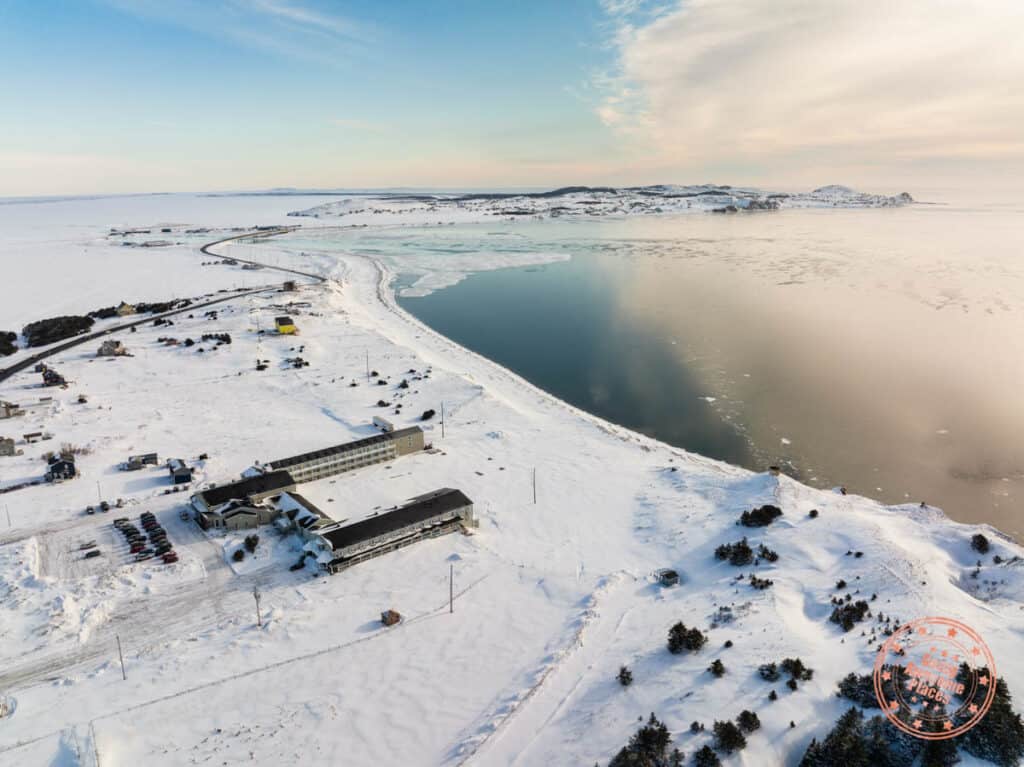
[101,0,374,64]
[596,0,1024,181]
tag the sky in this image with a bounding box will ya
[1,0,1022,196]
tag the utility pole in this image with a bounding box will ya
[441,401,445,439]
[116,634,126,680]
[4,505,10,529]
[253,587,262,628]
[96,481,102,505]
[532,468,537,505]
[449,563,454,614]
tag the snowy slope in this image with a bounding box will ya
[0,193,1020,767]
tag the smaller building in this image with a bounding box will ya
[275,316,297,335]
[0,437,15,457]
[191,470,297,529]
[167,458,193,484]
[45,455,76,482]
[0,401,24,420]
[23,432,42,443]
[97,340,127,357]
[123,452,158,471]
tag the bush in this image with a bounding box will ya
[693,745,721,767]
[836,672,879,708]
[756,544,779,563]
[758,662,780,681]
[608,713,674,767]
[736,710,761,733]
[781,658,814,681]
[739,504,783,527]
[617,666,633,687]
[714,538,753,566]
[22,315,94,347]
[808,509,819,518]
[971,533,990,554]
[786,678,799,691]
[749,575,774,589]
[690,721,704,734]
[835,579,847,590]
[668,622,707,654]
[708,659,725,677]
[421,409,436,420]
[0,331,16,356]
[712,720,746,753]
[244,534,260,553]
[232,549,245,562]
[768,690,778,701]
[830,600,871,631]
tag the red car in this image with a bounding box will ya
[162,552,179,564]
[130,543,146,553]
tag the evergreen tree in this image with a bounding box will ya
[736,710,761,733]
[608,713,674,767]
[692,745,721,767]
[667,622,707,654]
[712,720,746,753]
[708,659,725,678]
[618,666,633,687]
[959,671,1024,767]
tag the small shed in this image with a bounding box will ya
[657,569,680,587]
[0,401,25,420]
[275,316,297,335]
[23,432,42,443]
[167,458,193,484]
[0,437,15,457]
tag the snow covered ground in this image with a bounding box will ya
[0,192,1020,767]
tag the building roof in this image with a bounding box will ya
[322,488,471,552]
[275,316,294,325]
[195,470,296,508]
[266,427,422,472]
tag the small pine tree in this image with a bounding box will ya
[808,509,819,518]
[708,659,725,677]
[667,622,707,654]
[712,720,747,753]
[617,665,633,687]
[690,721,704,734]
[786,678,798,691]
[736,710,761,733]
[608,713,674,767]
[758,662,780,682]
[693,745,721,767]
[971,533,990,554]
[768,690,778,701]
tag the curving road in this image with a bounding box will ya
[0,227,318,385]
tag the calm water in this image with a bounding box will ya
[285,198,1024,538]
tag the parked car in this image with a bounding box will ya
[99,501,110,512]
[113,517,129,525]
[79,541,97,550]
[135,553,153,562]
[85,506,95,515]
[162,552,179,564]
[130,543,145,553]
[84,550,102,559]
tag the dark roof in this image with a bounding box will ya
[196,470,296,507]
[267,427,422,472]
[283,491,328,519]
[322,488,471,551]
[275,316,293,324]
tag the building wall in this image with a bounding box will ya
[393,429,425,456]
[333,502,473,560]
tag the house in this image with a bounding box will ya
[45,455,76,482]
[191,470,297,529]
[97,339,127,357]
[0,401,24,420]
[263,427,424,484]
[307,488,476,574]
[0,437,15,457]
[275,316,297,335]
[167,458,193,484]
[123,452,158,471]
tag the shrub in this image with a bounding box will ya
[232,549,245,562]
[759,663,780,682]
[708,659,725,677]
[714,538,753,566]
[749,575,774,589]
[786,678,799,691]
[837,672,880,708]
[781,658,814,681]
[971,533,990,554]
[668,622,707,654]
[608,713,674,767]
[724,640,733,648]
[756,544,779,563]
[835,579,847,590]
[690,721,704,734]
[808,509,819,518]
[736,710,761,733]
[244,534,260,553]
[830,600,871,631]
[421,409,436,420]
[617,666,633,687]
[22,315,94,347]
[0,331,16,356]
[739,504,783,527]
[712,720,746,753]
[768,690,778,701]
[693,745,721,767]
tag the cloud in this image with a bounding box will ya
[101,0,373,64]
[597,0,1024,180]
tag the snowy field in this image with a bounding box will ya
[0,193,1021,766]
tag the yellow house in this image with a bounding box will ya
[275,316,297,335]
